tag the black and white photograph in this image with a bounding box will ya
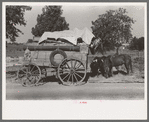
[2,2,147,120]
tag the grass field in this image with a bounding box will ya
[6,43,25,57]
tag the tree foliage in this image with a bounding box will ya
[32,6,69,36]
[129,37,144,50]
[27,39,33,43]
[6,6,32,42]
[91,8,135,54]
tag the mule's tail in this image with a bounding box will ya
[130,58,133,73]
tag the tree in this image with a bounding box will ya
[32,6,69,36]
[129,36,144,50]
[27,39,33,43]
[6,6,32,42]
[91,8,135,54]
[138,37,144,50]
[129,36,137,50]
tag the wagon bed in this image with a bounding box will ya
[17,44,89,86]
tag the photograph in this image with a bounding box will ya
[2,2,147,120]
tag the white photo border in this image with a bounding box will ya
[2,2,147,120]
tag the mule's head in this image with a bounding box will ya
[89,37,96,48]
[89,37,102,55]
[89,37,101,47]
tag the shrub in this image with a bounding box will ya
[129,37,144,50]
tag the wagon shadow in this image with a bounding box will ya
[88,70,128,79]
[40,73,91,85]
[84,73,90,83]
[41,76,62,85]
[89,72,103,77]
[113,70,127,75]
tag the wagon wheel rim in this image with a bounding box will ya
[58,58,86,86]
[17,63,41,87]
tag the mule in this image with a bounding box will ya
[102,54,133,78]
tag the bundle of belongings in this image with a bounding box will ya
[38,27,95,46]
[24,47,31,60]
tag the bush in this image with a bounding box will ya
[129,37,144,50]
[27,39,33,43]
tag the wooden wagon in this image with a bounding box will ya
[17,43,92,86]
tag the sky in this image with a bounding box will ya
[5,3,146,43]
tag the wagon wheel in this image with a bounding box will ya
[17,63,41,87]
[58,58,87,86]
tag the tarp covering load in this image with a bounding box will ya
[38,27,95,45]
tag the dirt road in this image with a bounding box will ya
[6,73,144,100]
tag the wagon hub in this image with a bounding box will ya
[27,72,31,77]
[70,68,75,74]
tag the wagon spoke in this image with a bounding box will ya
[71,74,74,84]
[60,71,70,75]
[60,65,67,69]
[59,72,70,76]
[61,66,70,72]
[73,73,78,82]
[74,72,83,79]
[71,60,73,68]
[30,65,35,72]
[31,73,40,76]
[20,69,27,74]
[75,68,86,73]
[62,73,70,81]
[18,74,26,78]
[74,62,79,69]
[63,69,70,72]
[36,76,40,80]
[75,71,86,74]
[75,62,82,70]
[75,68,85,71]
[75,66,83,71]
[66,62,70,69]
[59,68,70,74]
[74,59,77,68]
[60,67,70,71]
[59,70,70,74]
[19,73,26,76]
[67,74,71,82]
[31,69,39,74]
